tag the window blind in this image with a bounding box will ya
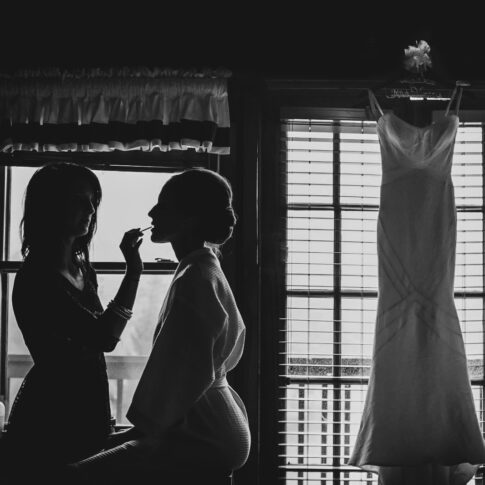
[280,118,484,485]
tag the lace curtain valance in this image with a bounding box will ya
[0,68,231,154]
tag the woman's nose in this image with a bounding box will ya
[85,200,95,214]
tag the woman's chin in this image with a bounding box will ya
[150,232,170,244]
[72,227,90,239]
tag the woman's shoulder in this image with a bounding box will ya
[174,253,230,312]
[14,256,71,296]
[176,251,222,290]
[15,256,54,283]
[12,258,60,311]
[171,265,228,335]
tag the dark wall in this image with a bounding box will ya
[3,5,485,81]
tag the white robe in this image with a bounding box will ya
[127,247,250,470]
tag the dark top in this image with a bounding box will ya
[5,256,118,465]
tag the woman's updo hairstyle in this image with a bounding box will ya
[163,168,237,246]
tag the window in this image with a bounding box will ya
[278,116,484,485]
[0,156,220,425]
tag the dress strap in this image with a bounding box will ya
[368,89,384,119]
[445,85,463,117]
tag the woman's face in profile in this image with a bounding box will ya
[62,178,96,239]
[148,188,188,244]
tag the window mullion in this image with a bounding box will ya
[0,272,8,404]
[482,123,485,440]
[332,124,342,482]
[0,166,11,405]
[91,262,177,275]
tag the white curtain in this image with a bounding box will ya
[0,67,231,154]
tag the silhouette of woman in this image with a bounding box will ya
[3,162,144,479]
[69,168,250,483]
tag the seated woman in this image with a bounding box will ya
[2,162,144,480]
[69,168,251,482]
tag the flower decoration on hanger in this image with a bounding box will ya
[403,40,432,74]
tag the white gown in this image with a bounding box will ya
[127,247,250,470]
[348,96,485,485]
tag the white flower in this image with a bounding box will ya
[403,40,432,73]
[417,40,431,54]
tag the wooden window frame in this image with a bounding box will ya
[259,80,485,485]
[0,149,224,413]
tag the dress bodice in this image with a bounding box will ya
[376,112,459,183]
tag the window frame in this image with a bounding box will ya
[260,80,485,485]
[0,149,223,417]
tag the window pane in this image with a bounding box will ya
[7,276,30,416]
[95,273,172,357]
[284,296,334,378]
[453,126,483,206]
[341,298,377,378]
[279,383,373,471]
[280,384,338,468]
[92,171,177,262]
[285,120,333,205]
[456,212,483,292]
[283,296,378,380]
[98,273,172,424]
[340,121,380,206]
[9,167,179,262]
[456,298,484,378]
[341,211,378,292]
[287,210,333,291]
[9,166,36,261]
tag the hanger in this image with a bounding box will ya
[364,52,471,102]
[366,78,469,121]
[364,40,471,102]
[373,76,470,101]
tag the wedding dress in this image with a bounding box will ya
[348,89,485,485]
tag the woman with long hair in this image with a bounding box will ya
[3,162,144,479]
